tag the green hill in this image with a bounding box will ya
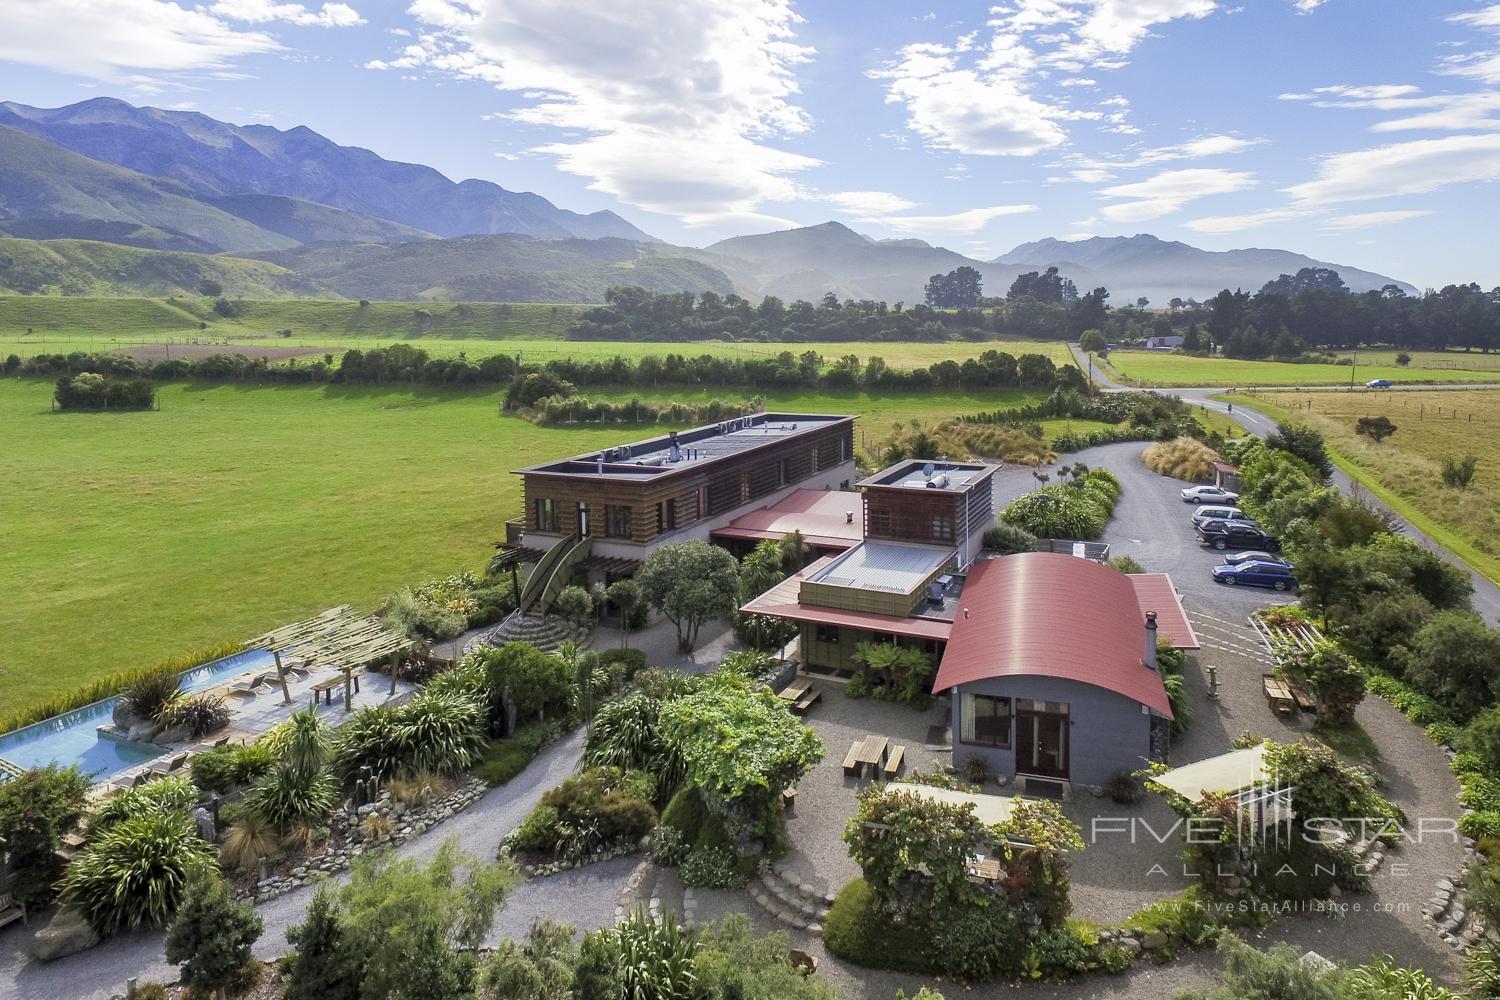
[250,234,735,301]
[0,238,324,297]
[0,125,296,253]
[0,294,585,341]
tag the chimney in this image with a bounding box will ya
[596,456,604,474]
[1143,611,1159,670]
[845,510,854,524]
[668,430,682,463]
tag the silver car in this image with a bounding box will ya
[1191,505,1252,529]
[1180,484,1240,504]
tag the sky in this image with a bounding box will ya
[1,1,1499,289]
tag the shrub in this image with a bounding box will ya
[614,911,699,1000]
[1443,454,1480,489]
[244,768,337,831]
[1142,437,1220,482]
[220,815,281,872]
[509,804,561,854]
[1105,769,1144,804]
[595,647,647,681]
[1097,944,1133,973]
[1109,554,1146,574]
[471,732,541,788]
[1463,708,1500,775]
[157,693,230,739]
[284,888,362,1000]
[396,690,487,775]
[164,875,263,1000]
[693,915,838,1000]
[61,811,218,935]
[821,879,936,975]
[930,901,1028,979]
[93,775,197,834]
[680,844,749,888]
[659,785,709,844]
[551,584,594,630]
[1000,482,1115,539]
[1467,941,1500,999]
[648,825,688,867]
[982,522,1038,555]
[120,666,183,724]
[0,764,91,909]
[584,691,683,791]
[191,742,275,795]
[959,754,992,785]
[332,705,406,782]
[1395,611,1500,720]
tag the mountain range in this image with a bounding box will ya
[0,97,1416,304]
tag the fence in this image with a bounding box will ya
[1271,392,1492,425]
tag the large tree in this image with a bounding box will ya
[1395,611,1500,719]
[637,540,741,652]
[924,266,983,308]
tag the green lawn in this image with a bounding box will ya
[1106,350,1500,387]
[0,379,1043,717]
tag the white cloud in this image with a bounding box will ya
[0,0,279,79]
[1279,83,1500,132]
[870,42,1066,156]
[1322,209,1433,230]
[382,0,818,227]
[1444,4,1500,84]
[879,204,1039,233]
[1286,133,1500,204]
[826,191,918,215]
[1182,207,1307,234]
[210,0,364,27]
[1097,167,1255,221]
[1294,0,1328,12]
[872,2,1220,157]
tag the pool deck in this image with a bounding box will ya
[98,661,418,793]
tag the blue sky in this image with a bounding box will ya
[2,1,1499,288]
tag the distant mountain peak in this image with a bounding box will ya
[0,96,656,244]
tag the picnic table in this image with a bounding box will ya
[856,735,888,773]
[1263,674,1295,715]
[965,856,1003,883]
[312,670,363,706]
[778,677,812,703]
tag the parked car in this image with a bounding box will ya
[1191,505,1253,529]
[1223,550,1292,568]
[1366,378,1393,389]
[1198,519,1280,551]
[1180,485,1240,504]
[1213,560,1298,591]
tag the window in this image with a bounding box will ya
[930,513,954,541]
[667,497,678,530]
[960,693,1012,748]
[534,497,560,532]
[605,504,632,539]
[815,624,841,645]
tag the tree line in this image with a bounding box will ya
[14,343,1087,396]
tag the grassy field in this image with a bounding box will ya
[1106,350,1500,387]
[1237,388,1500,586]
[0,296,1077,369]
[0,379,1046,716]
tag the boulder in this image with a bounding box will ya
[32,907,99,961]
[1141,930,1168,950]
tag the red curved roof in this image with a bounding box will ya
[933,552,1174,717]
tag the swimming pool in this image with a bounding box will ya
[0,648,275,783]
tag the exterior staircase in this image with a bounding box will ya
[465,612,584,654]
[748,863,834,934]
[615,862,696,927]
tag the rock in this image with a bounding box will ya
[1328,885,1342,898]
[32,907,100,961]
[1117,937,1142,956]
[1438,878,1455,892]
[1141,930,1168,950]
[154,723,191,744]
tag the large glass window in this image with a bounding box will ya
[605,504,632,539]
[960,693,1012,748]
[534,497,560,532]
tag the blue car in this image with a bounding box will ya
[1212,560,1298,591]
[1366,378,1393,389]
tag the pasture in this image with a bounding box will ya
[1242,388,1500,586]
[0,296,1077,369]
[0,379,1046,716]
[1105,350,1500,387]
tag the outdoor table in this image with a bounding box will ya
[965,857,1003,882]
[855,735,889,774]
[1262,674,1295,715]
[778,677,812,703]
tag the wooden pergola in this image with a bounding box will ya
[243,605,415,710]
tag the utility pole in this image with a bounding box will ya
[1349,347,1357,391]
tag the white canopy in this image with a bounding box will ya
[1153,744,1271,799]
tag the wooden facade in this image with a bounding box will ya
[519,417,854,547]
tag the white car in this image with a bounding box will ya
[1180,485,1240,504]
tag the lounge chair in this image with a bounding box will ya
[149,752,189,776]
[0,885,25,930]
[227,673,267,699]
[109,771,149,791]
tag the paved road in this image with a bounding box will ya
[1068,346,1500,625]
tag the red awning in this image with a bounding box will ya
[932,553,1175,718]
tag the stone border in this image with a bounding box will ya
[236,776,488,903]
[508,838,643,878]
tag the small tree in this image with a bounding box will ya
[551,584,593,631]
[0,764,91,910]
[1395,352,1412,366]
[637,540,741,652]
[1279,643,1365,726]
[1442,454,1479,489]
[285,887,362,1000]
[605,578,642,648]
[164,876,263,1000]
[1267,422,1333,478]
[1396,611,1500,719]
[1355,415,1397,443]
[1079,328,1107,354]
